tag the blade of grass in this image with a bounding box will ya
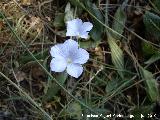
[108,35,124,78]
[140,67,159,102]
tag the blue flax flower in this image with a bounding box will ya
[66,18,93,39]
[50,39,89,78]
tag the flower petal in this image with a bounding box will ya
[79,22,93,39]
[66,18,82,36]
[67,64,83,78]
[72,48,89,64]
[79,32,89,39]
[63,39,79,54]
[50,44,64,58]
[81,22,93,32]
[50,58,67,72]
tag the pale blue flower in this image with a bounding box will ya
[66,18,93,39]
[50,39,89,78]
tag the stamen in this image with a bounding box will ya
[67,58,72,64]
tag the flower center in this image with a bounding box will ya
[67,58,72,64]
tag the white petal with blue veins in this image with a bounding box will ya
[67,63,83,78]
[66,18,82,36]
[72,48,89,64]
[50,58,67,72]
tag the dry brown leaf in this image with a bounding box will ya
[95,46,104,61]
[31,66,46,80]
[21,0,31,6]
[15,71,27,82]
[30,16,41,27]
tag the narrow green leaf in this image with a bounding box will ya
[84,1,104,41]
[43,72,68,101]
[142,42,157,56]
[143,11,160,40]
[140,68,159,102]
[53,13,65,28]
[105,79,119,93]
[69,0,84,8]
[112,7,126,39]
[19,49,48,64]
[145,52,160,64]
[66,102,82,119]
[104,0,109,27]
[108,36,124,78]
